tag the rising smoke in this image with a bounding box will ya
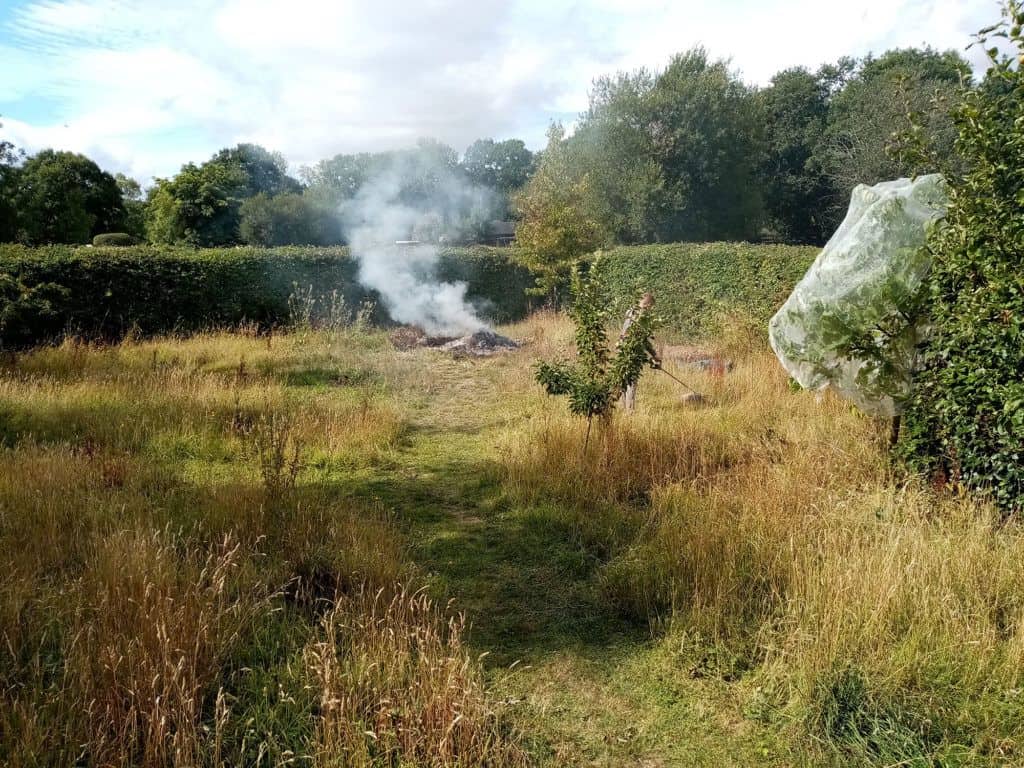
[342,151,497,337]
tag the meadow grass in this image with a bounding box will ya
[1,316,1021,766]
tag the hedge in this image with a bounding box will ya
[0,245,534,348]
[0,242,817,348]
[597,242,818,337]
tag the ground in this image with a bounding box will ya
[2,314,1020,767]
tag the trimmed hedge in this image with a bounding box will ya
[92,233,138,247]
[0,245,534,348]
[0,242,817,348]
[597,242,818,337]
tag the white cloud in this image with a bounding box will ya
[0,0,1004,181]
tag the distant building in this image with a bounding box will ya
[485,220,516,246]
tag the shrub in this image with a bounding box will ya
[899,6,1024,514]
[596,241,817,338]
[91,232,137,247]
[0,241,815,348]
[0,245,532,348]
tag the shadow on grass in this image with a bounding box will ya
[335,450,646,667]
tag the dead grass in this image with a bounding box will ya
[497,317,1024,763]
[0,327,523,767]
[307,584,528,767]
[69,530,268,768]
[2,315,1021,766]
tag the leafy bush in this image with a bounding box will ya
[535,260,658,433]
[900,6,1024,514]
[92,233,137,247]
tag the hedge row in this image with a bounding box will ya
[598,242,818,337]
[0,244,534,348]
[0,242,818,348]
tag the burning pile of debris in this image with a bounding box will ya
[389,326,521,356]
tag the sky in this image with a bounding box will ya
[0,0,1004,183]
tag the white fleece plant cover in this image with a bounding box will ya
[769,175,948,417]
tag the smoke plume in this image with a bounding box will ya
[342,151,495,336]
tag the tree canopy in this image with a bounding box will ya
[0,44,976,249]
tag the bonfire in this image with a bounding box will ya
[389,326,520,356]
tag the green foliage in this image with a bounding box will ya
[114,173,147,240]
[145,161,245,246]
[572,48,765,244]
[900,3,1024,514]
[211,143,302,199]
[756,68,835,244]
[0,244,532,347]
[238,193,341,246]
[596,242,818,338]
[0,272,68,350]
[536,259,659,426]
[146,144,304,247]
[513,125,608,299]
[818,47,969,207]
[461,138,534,217]
[13,150,125,244]
[92,233,138,247]
[0,137,22,243]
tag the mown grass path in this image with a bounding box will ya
[344,352,790,767]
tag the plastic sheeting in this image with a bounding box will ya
[769,175,948,417]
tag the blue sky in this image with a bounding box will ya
[0,0,1001,183]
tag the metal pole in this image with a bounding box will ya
[656,366,701,395]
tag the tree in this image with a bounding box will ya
[14,150,125,244]
[572,48,764,243]
[817,47,970,211]
[238,192,341,246]
[756,68,837,244]
[513,124,608,299]
[571,69,667,243]
[145,161,244,246]
[899,6,1024,514]
[536,258,660,447]
[0,134,22,242]
[115,173,146,240]
[145,144,302,246]
[301,152,378,202]
[211,143,301,198]
[461,138,534,217]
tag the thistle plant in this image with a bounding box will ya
[535,257,659,447]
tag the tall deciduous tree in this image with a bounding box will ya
[818,47,970,210]
[238,192,341,246]
[461,138,534,217]
[115,173,146,240]
[514,125,608,299]
[757,68,836,244]
[0,135,22,242]
[145,161,245,246]
[211,143,302,199]
[572,48,764,243]
[145,144,302,245]
[15,150,125,244]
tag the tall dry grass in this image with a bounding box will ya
[0,327,523,767]
[68,531,268,768]
[499,316,1024,762]
[307,584,528,768]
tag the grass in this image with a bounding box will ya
[0,315,1021,766]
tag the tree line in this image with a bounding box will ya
[0,45,971,249]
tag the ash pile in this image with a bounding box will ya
[389,326,521,357]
